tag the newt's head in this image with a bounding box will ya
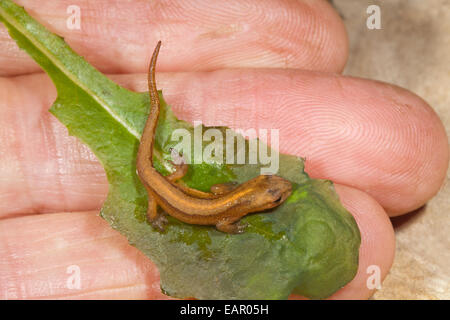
[245,175,292,212]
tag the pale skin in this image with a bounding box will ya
[0,0,448,299]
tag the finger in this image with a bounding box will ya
[326,184,395,299]
[0,0,347,76]
[0,184,394,299]
[0,210,171,299]
[0,76,107,218]
[290,184,395,299]
[1,69,447,218]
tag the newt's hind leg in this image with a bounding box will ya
[167,161,221,199]
[167,148,188,182]
[145,188,167,231]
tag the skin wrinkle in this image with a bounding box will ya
[23,276,150,299]
[17,92,37,215]
[51,118,72,213]
[0,84,23,214]
[0,76,109,217]
[0,223,30,299]
[39,108,66,213]
[43,283,153,300]
[17,76,58,212]
[23,230,118,254]
[4,79,31,214]
[4,254,122,280]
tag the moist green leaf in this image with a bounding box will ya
[0,0,361,299]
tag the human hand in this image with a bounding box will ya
[0,0,448,299]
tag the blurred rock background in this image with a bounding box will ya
[333,0,450,299]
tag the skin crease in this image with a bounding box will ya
[0,0,448,299]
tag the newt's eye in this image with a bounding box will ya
[274,196,283,203]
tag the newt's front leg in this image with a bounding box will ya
[216,219,248,234]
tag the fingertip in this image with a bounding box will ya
[289,183,395,300]
[328,184,395,299]
[308,0,349,72]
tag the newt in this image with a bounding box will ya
[136,41,292,233]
